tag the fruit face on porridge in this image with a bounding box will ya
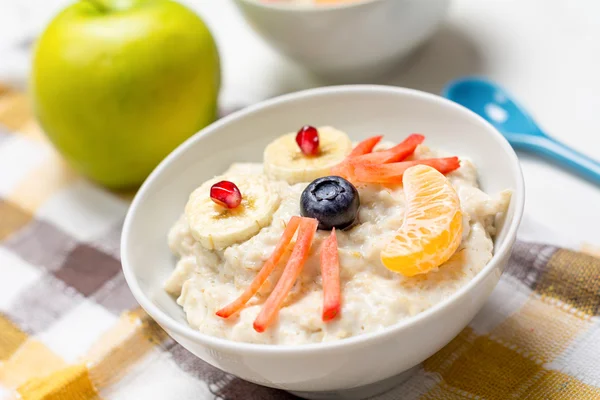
[166,126,511,345]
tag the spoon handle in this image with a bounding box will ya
[510,134,600,185]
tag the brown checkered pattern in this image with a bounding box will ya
[0,89,297,400]
[0,168,291,399]
[1,86,600,400]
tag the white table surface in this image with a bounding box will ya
[2,0,599,249]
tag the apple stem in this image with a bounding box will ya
[83,0,109,12]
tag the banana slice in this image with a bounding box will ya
[185,174,280,250]
[264,126,353,184]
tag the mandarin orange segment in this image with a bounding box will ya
[381,165,462,276]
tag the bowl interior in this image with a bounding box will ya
[122,86,523,339]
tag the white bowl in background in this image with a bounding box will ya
[121,85,524,399]
[231,0,451,82]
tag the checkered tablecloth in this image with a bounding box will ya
[2,85,600,399]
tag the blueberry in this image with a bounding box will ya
[300,176,360,230]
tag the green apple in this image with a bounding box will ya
[31,0,220,189]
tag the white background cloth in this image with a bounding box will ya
[1,0,599,249]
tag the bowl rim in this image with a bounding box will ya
[121,84,525,355]
[235,0,383,12]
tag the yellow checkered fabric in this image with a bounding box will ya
[1,86,600,399]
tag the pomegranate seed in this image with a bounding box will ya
[210,180,242,209]
[295,125,319,156]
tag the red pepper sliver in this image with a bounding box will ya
[321,228,341,322]
[343,134,425,182]
[331,135,383,177]
[216,216,302,318]
[348,135,383,157]
[353,157,461,184]
[350,133,424,165]
[253,218,318,333]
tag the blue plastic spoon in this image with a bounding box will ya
[443,77,600,185]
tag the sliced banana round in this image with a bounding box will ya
[263,126,353,184]
[185,174,280,250]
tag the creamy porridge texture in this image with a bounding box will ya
[165,130,511,345]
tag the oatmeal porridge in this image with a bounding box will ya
[165,126,511,345]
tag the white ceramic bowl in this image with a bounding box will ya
[121,85,524,399]
[231,0,451,82]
